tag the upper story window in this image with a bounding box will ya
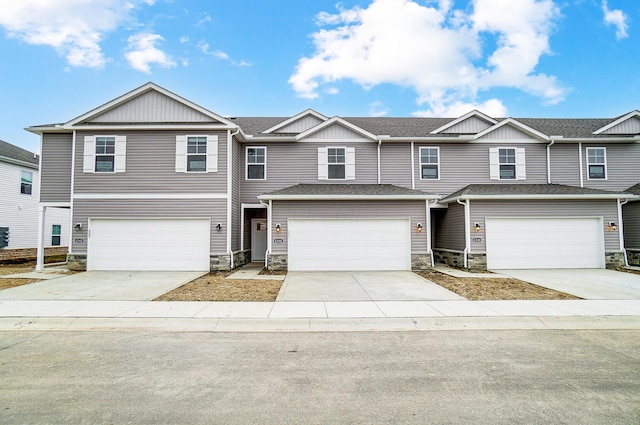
[95,137,115,172]
[175,135,218,173]
[20,170,33,195]
[489,147,526,180]
[586,147,607,179]
[318,147,355,181]
[246,147,266,180]
[187,136,207,172]
[83,135,126,173]
[420,147,439,179]
[51,224,61,246]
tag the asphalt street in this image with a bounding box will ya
[1,330,639,424]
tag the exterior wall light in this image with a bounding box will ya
[608,222,617,231]
[216,223,222,232]
[74,223,82,231]
[473,223,481,232]
[416,223,423,233]
[275,223,281,233]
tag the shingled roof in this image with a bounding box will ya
[258,184,436,200]
[0,139,38,167]
[625,183,640,197]
[439,184,635,203]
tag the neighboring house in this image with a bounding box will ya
[26,83,640,272]
[623,183,640,266]
[0,139,69,260]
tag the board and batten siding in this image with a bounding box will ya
[433,203,466,251]
[40,133,73,203]
[239,141,379,204]
[270,200,427,254]
[441,116,493,134]
[89,90,217,123]
[469,200,621,252]
[581,143,640,192]
[549,143,580,187]
[73,130,228,194]
[71,199,227,254]
[623,202,640,248]
[601,117,640,135]
[410,142,548,195]
[276,115,324,133]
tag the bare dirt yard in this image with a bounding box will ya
[416,270,580,300]
[0,257,75,290]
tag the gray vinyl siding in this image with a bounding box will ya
[380,143,412,188]
[239,141,378,204]
[623,201,640,248]
[40,133,73,202]
[411,142,548,195]
[601,117,640,135]
[276,115,323,133]
[582,143,640,191]
[90,91,216,123]
[442,116,492,134]
[433,203,465,251]
[71,199,227,253]
[270,200,428,254]
[231,136,241,251]
[469,200,620,252]
[549,143,580,186]
[74,130,228,194]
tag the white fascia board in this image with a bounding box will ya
[592,110,640,135]
[378,135,475,142]
[62,124,237,131]
[241,135,297,142]
[473,118,549,141]
[73,193,227,199]
[440,193,637,203]
[64,82,237,127]
[554,136,640,143]
[296,117,378,141]
[263,109,328,134]
[40,202,71,208]
[0,155,39,169]
[258,194,438,201]
[430,110,498,134]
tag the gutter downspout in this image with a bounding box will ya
[377,138,382,184]
[35,133,45,271]
[618,199,629,267]
[226,127,240,269]
[426,200,434,267]
[260,200,271,268]
[546,139,555,184]
[410,141,415,190]
[457,199,470,269]
[69,130,76,265]
[578,142,584,187]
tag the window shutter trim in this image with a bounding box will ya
[345,147,356,180]
[206,135,218,173]
[516,147,526,180]
[489,147,499,180]
[318,147,328,180]
[114,136,126,173]
[83,136,96,173]
[175,135,187,173]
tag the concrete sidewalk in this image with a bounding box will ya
[1,298,639,332]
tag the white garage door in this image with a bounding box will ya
[485,217,604,269]
[287,219,411,271]
[88,219,210,271]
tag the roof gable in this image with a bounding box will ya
[474,118,549,141]
[0,139,38,168]
[297,117,377,141]
[65,82,235,127]
[430,110,498,134]
[593,111,640,135]
[263,109,328,134]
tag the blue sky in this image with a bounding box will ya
[0,0,638,153]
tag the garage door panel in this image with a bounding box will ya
[288,219,410,271]
[486,218,604,269]
[89,219,210,271]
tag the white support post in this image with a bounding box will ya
[36,205,46,271]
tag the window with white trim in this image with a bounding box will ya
[83,135,126,173]
[586,147,607,179]
[489,147,526,180]
[51,224,61,246]
[175,135,218,173]
[20,170,33,195]
[318,146,355,180]
[246,147,266,180]
[420,147,439,179]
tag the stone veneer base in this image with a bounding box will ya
[627,249,640,267]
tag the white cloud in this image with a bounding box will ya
[125,32,176,73]
[602,1,628,40]
[369,101,390,117]
[196,13,212,28]
[412,98,507,117]
[0,0,150,68]
[289,0,566,114]
[197,40,251,67]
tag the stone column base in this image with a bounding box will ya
[411,253,432,270]
[626,249,640,267]
[605,251,626,268]
[67,253,87,271]
[267,253,288,271]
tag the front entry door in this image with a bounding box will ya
[251,219,267,261]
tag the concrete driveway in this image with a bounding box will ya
[277,271,463,301]
[0,271,206,301]
[496,269,640,300]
